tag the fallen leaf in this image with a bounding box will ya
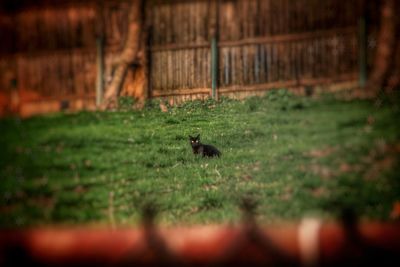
[311,187,327,198]
[308,147,336,158]
[243,175,252,181]
[74,185,88,194]
[159,102,168,112]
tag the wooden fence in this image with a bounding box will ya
[0,0,130,116]
[148,0,361,104]
[0,0,386,116]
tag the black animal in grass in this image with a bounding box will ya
[189,134,221,158]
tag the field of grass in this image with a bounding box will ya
[1,90,399,228]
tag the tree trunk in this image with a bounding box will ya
[368,0,398,93]
[101,0,143,110]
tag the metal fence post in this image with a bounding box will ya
[211,37,218,99]
[210,0,219,100]
[96,37,104,107]
[359,14,367,88]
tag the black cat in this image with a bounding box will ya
[189,134,221,157]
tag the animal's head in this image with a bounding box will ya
[189,134,200,147]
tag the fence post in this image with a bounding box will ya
[210,0,219,100]
[358,11,367,88]
[211,37,218,99]
[96,37,104,107]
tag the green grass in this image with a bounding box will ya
[1,90,399,228]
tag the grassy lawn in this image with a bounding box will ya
[1,90,399,227]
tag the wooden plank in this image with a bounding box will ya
[218,73,358,94]
[152,88,210,97]
[20,93,96,103]
[219,27,356,48]
[5,47,97,58]
[151,42,209,52]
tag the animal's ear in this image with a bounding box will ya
[188,135,193,139]
[196,134,200,139]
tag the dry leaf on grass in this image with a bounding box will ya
[159,102,168,112]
